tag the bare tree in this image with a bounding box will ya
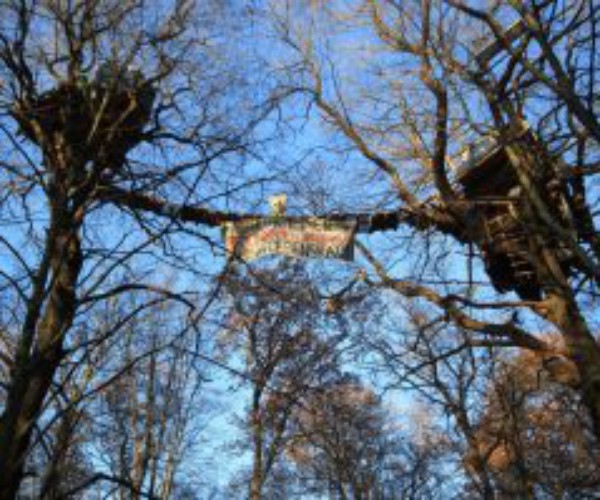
[285,373,448,499]
[470,344,600,498]
[222,262,343,499]
[264,0,600,440]
[0,1,274,496]
[365,285,600,497]
[92,310,204,500]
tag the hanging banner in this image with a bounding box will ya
[223,218,356,262]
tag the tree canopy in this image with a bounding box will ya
[0,0,599,498]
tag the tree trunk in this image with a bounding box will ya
[0,209,82,499]
[505,139,600,442]
[455,410,495,499]
[250,397,264,500]
[40,406,80,499]
[249,330,266,500]
[545,291,600,440]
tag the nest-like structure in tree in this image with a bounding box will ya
[12,74,155,169]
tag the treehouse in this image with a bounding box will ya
[456,129,572,301]
[11,63,155,169]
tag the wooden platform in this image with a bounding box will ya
[456,132,568,301]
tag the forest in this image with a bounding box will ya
[0,0,599,498]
